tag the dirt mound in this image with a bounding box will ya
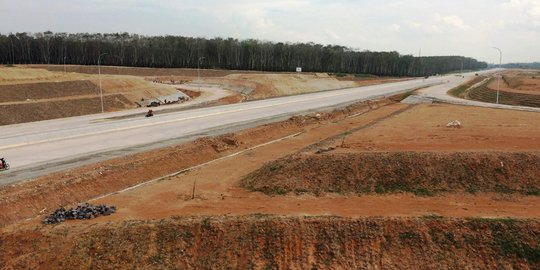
[498,71,540,94]
[468,81,540,108]
[0,98,392,227]
[29,64,253,77]
[0,94,133,125]
[0,121,304,227]
[1,216,539,269]
[242,152,540,196]
[180,89,202,98]
[0,66,60,82]
[0,80,99,102]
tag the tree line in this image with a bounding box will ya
[0,32,487,76]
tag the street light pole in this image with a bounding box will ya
[197,57,205,82]
[197,56,205,91]
[492,47,502,104]
[98,53,108,113]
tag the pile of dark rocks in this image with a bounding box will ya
[42,203,117,224]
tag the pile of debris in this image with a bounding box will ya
[42,203,117,224]
[446,120,462,128]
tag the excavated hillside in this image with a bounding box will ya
[1,216,539,269]
[0,80,99,102]
[0,94,133,125]
[243,152,540,196]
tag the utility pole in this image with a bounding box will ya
[197,56,205,91]
[492,47,502,104]
[98,53,108,113]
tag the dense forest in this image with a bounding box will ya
[0,32,487,76]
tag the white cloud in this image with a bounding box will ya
[0,0,539,63]
[388,24,401,32]
[501,0,540,26]
[437,14,469,30]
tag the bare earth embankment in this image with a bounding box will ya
[1,65,403,125]
[0,66,181,125]
[1,84,539,267]
[450,70,540,107]
[2,216,539,269]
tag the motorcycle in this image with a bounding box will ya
[0,159,9,171]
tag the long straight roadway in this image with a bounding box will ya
[0,72,489,184]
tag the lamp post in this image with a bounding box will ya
[492,47,502,104]
[197,57,205,81]
[98,53,108,113]
[197,56,205,91]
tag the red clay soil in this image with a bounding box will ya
[243,152,540,196]
[0,99,393,228]
[180,89,202,98]
[1,216,539,269]
[0,94,134,125]
[1,99,540,268]
[0,80,99,102]
[337,104,540,152]
[0,129,294,227]
[497,72,540,94]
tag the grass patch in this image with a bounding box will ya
[422,214,444,220]
[413,188,435,197]
[201,217,212,230]
[448,84,469,97]
[4,64,14,67]
[334,73,347,77]
[269,187,288,196]
[399,231,420,240]
[494,232,540,263]
[525,188,540,196]
[466,185,478,194]
[400,91,414,101]
[374,183,385,194]
[353,73,376,78]
[494,184,515,194]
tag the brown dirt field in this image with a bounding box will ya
[2,98,540,268]
[221,73,406,100]
[337,103,540,152]
[28,64,257,77]
[180,89,202,98]
[0,80,99,102]
[0,94,133,125]
[243,152,540,196]
[0,99,394,228]
[494,70,540,94]
[4,102,540,228]
[1,216,539,269]
[0,66,61,83]
[138,73,382,100]
[0,67,183,125]
[2,65,404,126]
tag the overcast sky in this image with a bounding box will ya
[1,0,539,63]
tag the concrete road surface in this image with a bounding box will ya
[0,72,493,184]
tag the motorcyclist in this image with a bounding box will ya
[0,158,5,169]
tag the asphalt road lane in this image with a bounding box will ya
[0,74,467,183]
